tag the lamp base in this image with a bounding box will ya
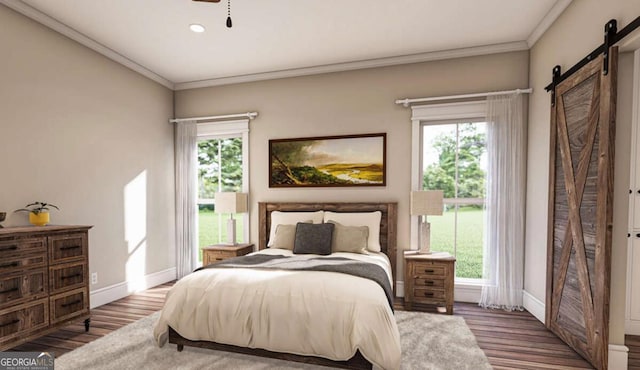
[226,217,237,245]
[419,221,431,254]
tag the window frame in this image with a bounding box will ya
[410,101,487,297]
[196,119,250,250]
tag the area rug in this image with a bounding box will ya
[56,311,490,370]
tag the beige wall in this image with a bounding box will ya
[0,6,176,291]
[526,0,640,345]
[176,51,529,279]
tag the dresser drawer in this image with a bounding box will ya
[0,269,47,308]
[413,277,445,288]
[49,233,87,264]
[0,254,47,274]
[0,299,48,344]
[50,263,86,294]
[50,288,88,324]
[0,237,46,256]
[412,262,446,277]
[413,288,446,304]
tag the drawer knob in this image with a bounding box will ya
[61,299,82,308]
[423,292,434,297]
[0,319,19,328]
[425,280,434,286]
[424,269,434,273]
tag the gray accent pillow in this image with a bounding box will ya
[293,222,335,255]
[328,221,369,254]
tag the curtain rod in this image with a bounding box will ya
[395,88,532,107]
[169,112,258,123]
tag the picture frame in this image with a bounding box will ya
[269,133,386,188]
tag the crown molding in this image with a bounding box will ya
[1,0,174,90]
[174,41,529,90]
[527,0,573,48]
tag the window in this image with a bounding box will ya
[421,121,486,279]
[196,120,249,265]
[410,101,487,284]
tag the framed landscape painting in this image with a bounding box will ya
[269,133,386,187]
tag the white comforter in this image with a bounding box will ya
[153,248,401,370]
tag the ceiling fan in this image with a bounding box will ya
[192,0,233,28]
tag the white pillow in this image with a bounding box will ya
[323,211,382,252]
[268,211,324,247]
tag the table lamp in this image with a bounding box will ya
[410,190,443,254]
[215,192,248,245]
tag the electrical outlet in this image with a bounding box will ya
[91,272,98,285]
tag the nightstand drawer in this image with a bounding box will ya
[413,288,446,303]
[412,262,446,277]
[202,244,254,266]
[413,277,444,288]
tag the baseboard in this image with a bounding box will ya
[626,319,640,335]
[523,290,545,324]
[609,344,629,370]
[90,267,176,309]
[455,283,482,303]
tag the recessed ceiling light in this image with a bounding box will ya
[190,24,205,33]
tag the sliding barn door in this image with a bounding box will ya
[546,47,618,370]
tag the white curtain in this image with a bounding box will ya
[479,93,526,310]
[175,121,198,279]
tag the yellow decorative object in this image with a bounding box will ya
[29,212,50,226]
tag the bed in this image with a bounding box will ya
[153,202,400,370]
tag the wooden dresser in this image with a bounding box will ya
[0,225,91,350]
[404,251,456,314]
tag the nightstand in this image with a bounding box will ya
[202,243,254,265]
[404,251,456,314]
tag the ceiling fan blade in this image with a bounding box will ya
[192,0,221,2]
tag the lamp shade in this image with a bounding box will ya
[215,192,248,214]
[410,190,443,216]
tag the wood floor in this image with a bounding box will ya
[11,282,640,369]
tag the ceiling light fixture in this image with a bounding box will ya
[189,23,206,33]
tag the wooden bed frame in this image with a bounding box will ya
[169,201,398,370]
